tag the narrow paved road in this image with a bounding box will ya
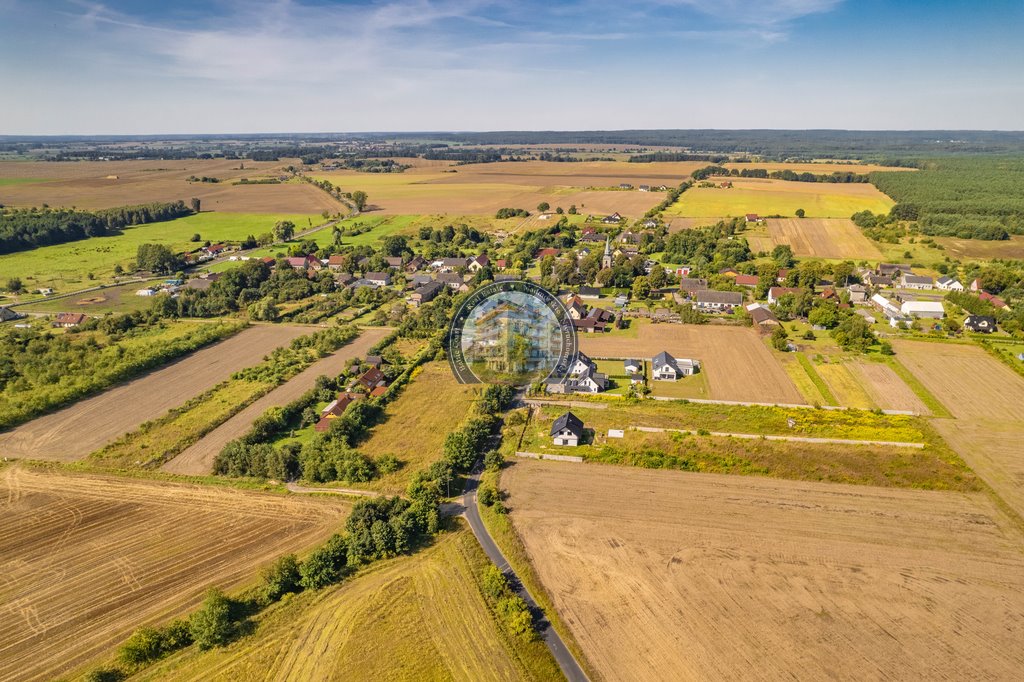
[460,464,589,682]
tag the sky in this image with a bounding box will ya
[1,0,1022,134]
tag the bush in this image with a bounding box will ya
[189,588,234,650]
[260,554,301,603]
[84,668,125,682]
[300,534,349,589]
[483,449,504,471]
[479,483,498,506]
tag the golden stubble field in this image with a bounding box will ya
[0,466,352,682]
[892,340,1024,520]
[314,160,692,216]
[0,324,308,462]
[0,158,342,213]
[579,324,805,405]
[667,177,895,218]
[762,218,883,259]
[503,459,1024,682]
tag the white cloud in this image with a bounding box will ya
[662,0,843,25]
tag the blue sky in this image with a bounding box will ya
[1,0,1022,134]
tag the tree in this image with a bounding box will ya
[381,235,407,257]
[248,297,279,321]
[260,554,301,603]
[190,197,201,213]
[190,233,202,242]
[771,244,795,268]
[189,588,234,650]
[833,315,876,352]
[770,325,789,351]
[807,302,839,328]
[273,220,295,242]
[537,201,550,212]
[631,276,651,300]
[351,191,368,211]
[5,277,22,293]
[795,208,805,218]
[136,243,180,273]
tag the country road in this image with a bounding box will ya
[460,463,589,682]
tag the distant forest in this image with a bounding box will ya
[0,201,192,254]
[871,157,1024,239]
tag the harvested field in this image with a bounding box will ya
[892,340,1024,519]
[163,327,389,476]
[133,526,560,682]
[666,216,722,231]
[930,234,1024,261]
[503,459,1024,682]
[0,465,352,682]
[722,161,916,174]
[0,158,342,213]
[763,218,883,259]
[667,177,895,218]
[850,361,929,414]
[579,324,805,404]
[0,325,308,461]
[314,161,669,217]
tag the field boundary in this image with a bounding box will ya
[528,397,917,416]
[630,425,924,448]
[515,451,585,462]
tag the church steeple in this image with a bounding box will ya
[602,235,613,269]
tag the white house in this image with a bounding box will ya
[571,366,607,394]
[900,273,934,290]
[936,276,964,291]
[551,412,584,447]
[568,351,596,376]
[651,351,700,380]
[900,301,945,318]
[624,358,642,374]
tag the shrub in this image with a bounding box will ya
[260,554,302,603]
[189,588,234,650]
[300,534,349,589]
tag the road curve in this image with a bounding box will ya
[461,465,590,682]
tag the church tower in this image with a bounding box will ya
[602,235,613,269]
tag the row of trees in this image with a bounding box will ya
[0,200,192,254]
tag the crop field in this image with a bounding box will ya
[722,161,916,174]
[0,158,342,213]
[579,324,805,404]
[929,234,1024,261]
[503,459,1024,681]
[348,362,479,494]
[666,177,895,218]
[813,360,876,409]
[892,340,1024,520]
[761,218,884,259]
[314,161,672,217]
[0,465,352,682]
[666,216,723,231]
[0,212,321,292]
[849,360,930,414]
[163,327,389,476]
[132,526,560,682]
[0,324,308,461]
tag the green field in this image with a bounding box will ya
[668,180,895,218]
[0,212,318,292]
[0,177,49,186]
[15,280,163,314]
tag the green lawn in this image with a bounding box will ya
[0,212,318,292]
[15,280,162,314]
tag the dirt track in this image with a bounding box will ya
[581,324,805,405]
[0,325,308,462]
[0,466,351,682]
[504,459,1024,681]
[163,327,388,476]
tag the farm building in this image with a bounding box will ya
[846,284,868,302]
[871,293,901,317]
[979,290,1010,310]
[410,280,444,306]
[900,301,945,318]
[900,273,934,290]
[695,290,743,311]
[0,306,23,322]
[745,213,762,223]
[746,304,781,331]
[551,412,584,447]
[735,274,759,287]
[579,286,602,299]
[964,315,997,333]
[877,263,913,278]
[679,277,709,296]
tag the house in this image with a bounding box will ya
[735,274,759,287]
[870,293,901,317]
[719,267,739,278]
[205,243,227,257]
[405,255,426,273]
[434,257,468,272]
[618,183,633,190]
[776,269,790,284]
[695,290,743,311]
[334,272,355,287]
[629,373,645,384]
[877,263,913,278]
[624,358,642,374]
[564,295,587,320]
[615,245,639,258]
[601,212,622,224]
[135,288,158,296]
[863,272,891,288]
[619,231,641,244]
[638,184,651,192]
[494,259,507,269]
[286,255,318,271]
[767,287,803,305]
[642,219,658,228]
[570,366,607,393]
[573,308,614,333]
[0,306,23,322]
[384,256,403,269]
[370,386,388,397]
[970,278,982,292]
[746,303,781,330]
[579,286,601,299]
[936,276,964,291]
[408,273,434,287]
[846,284,868,302]
[315,392,364,432]
[745,213,762,223]
[900,273,934,290]
[651,351,699,380]
[364,272,391,287]
[410,280,444,306]
[900,301,945,318]
[53,312,86,328]
[678,277,709,296]
[356,367,386,391]
[550,412,584,447]
[579,231,605,243]
[964,315,997,333]
[468,255,490,272]
[437,272,465,290]
[568,351,596,376]
[979,290,1010,310]
[535,247,561,259]
[364,355,384,369]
